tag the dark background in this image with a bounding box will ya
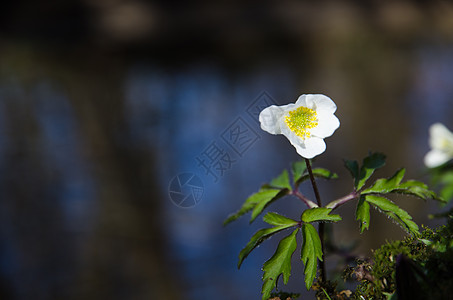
[1,0,453,299]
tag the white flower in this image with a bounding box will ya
[259,94,340,159]
[424,123,453,168]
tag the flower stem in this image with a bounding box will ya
[325,191,359,210]
[305,158,326,283]
[305,159,322,207]
[292,190,318,208]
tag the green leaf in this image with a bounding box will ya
[297,168,339,183]
[263,212,298,227]
[301,207,342,223]
[223,188,281,225]
[361,168,440,201]
[238,224,295,269]
[261,228,299,300]
[356,195,370,233]
[365,195,419,235]
[238,214,298,270]
[344,159,359,181]
[362,168,406,194]
[301,223,323,290]
[250,190,287,223]
[397,180,439,201]
[270,169,292,190]
[311,168,339,180]
[292,160,307,185]
[293,163,338,186]
[357,152,386,190]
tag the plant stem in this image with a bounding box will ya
[305,158,326,283]
[292,190,318,208]
[325,191,359,210]
[305,159,322,207]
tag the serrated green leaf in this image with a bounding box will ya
[365,195,419,235]
[301,207,342,223]
[362,168,406,194]
[387,210,419,235]
[238,227,283,268]
[261,228,299,300]
[250,190,288,223]
[365,195,411,219]
[292,160,307,185]
[301,223,322,290]
[344,159,359,181]
[397,180,440,201]
[293,162,338,186]
[259,183,275,190]
[270,169,292,190]
[398,185,437,200]
[223,188,281,225]
[398,179,427,188]
[361,169,440,202]
[238,224,295,269]
[263,212,298,227]
[357,152,386,190]
[356,195,370,233]
[297,168,339,183]
[311,168,339,180]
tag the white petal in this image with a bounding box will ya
[292,137,326,159]
[294,94,311,108]
[280,117,301,142]
[424,150,451,168]
[310,113,340,138]
[280,122,326,159]
[260,102,299,135]
[259,105,285,134]
[429,123,453,150]
[280,103,298,115]
[311,94,337,114]
[293,94,337,114]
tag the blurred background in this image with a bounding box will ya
[1,0,453,299]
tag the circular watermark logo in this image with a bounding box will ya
[168,173,204,208]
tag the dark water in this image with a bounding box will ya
[0,41,453,300]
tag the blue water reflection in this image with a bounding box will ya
[124,64,306,299]
[0,79,96,298]
[0,46,452,299]
[33,82,96,230]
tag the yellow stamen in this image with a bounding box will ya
[285,106,318,139]
[440,138,453,155]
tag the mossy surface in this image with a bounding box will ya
[350,215,453,299]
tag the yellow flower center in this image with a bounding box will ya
[284,106,318,139]
[440,138,453,155]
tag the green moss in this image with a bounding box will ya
[351,217,453,299]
